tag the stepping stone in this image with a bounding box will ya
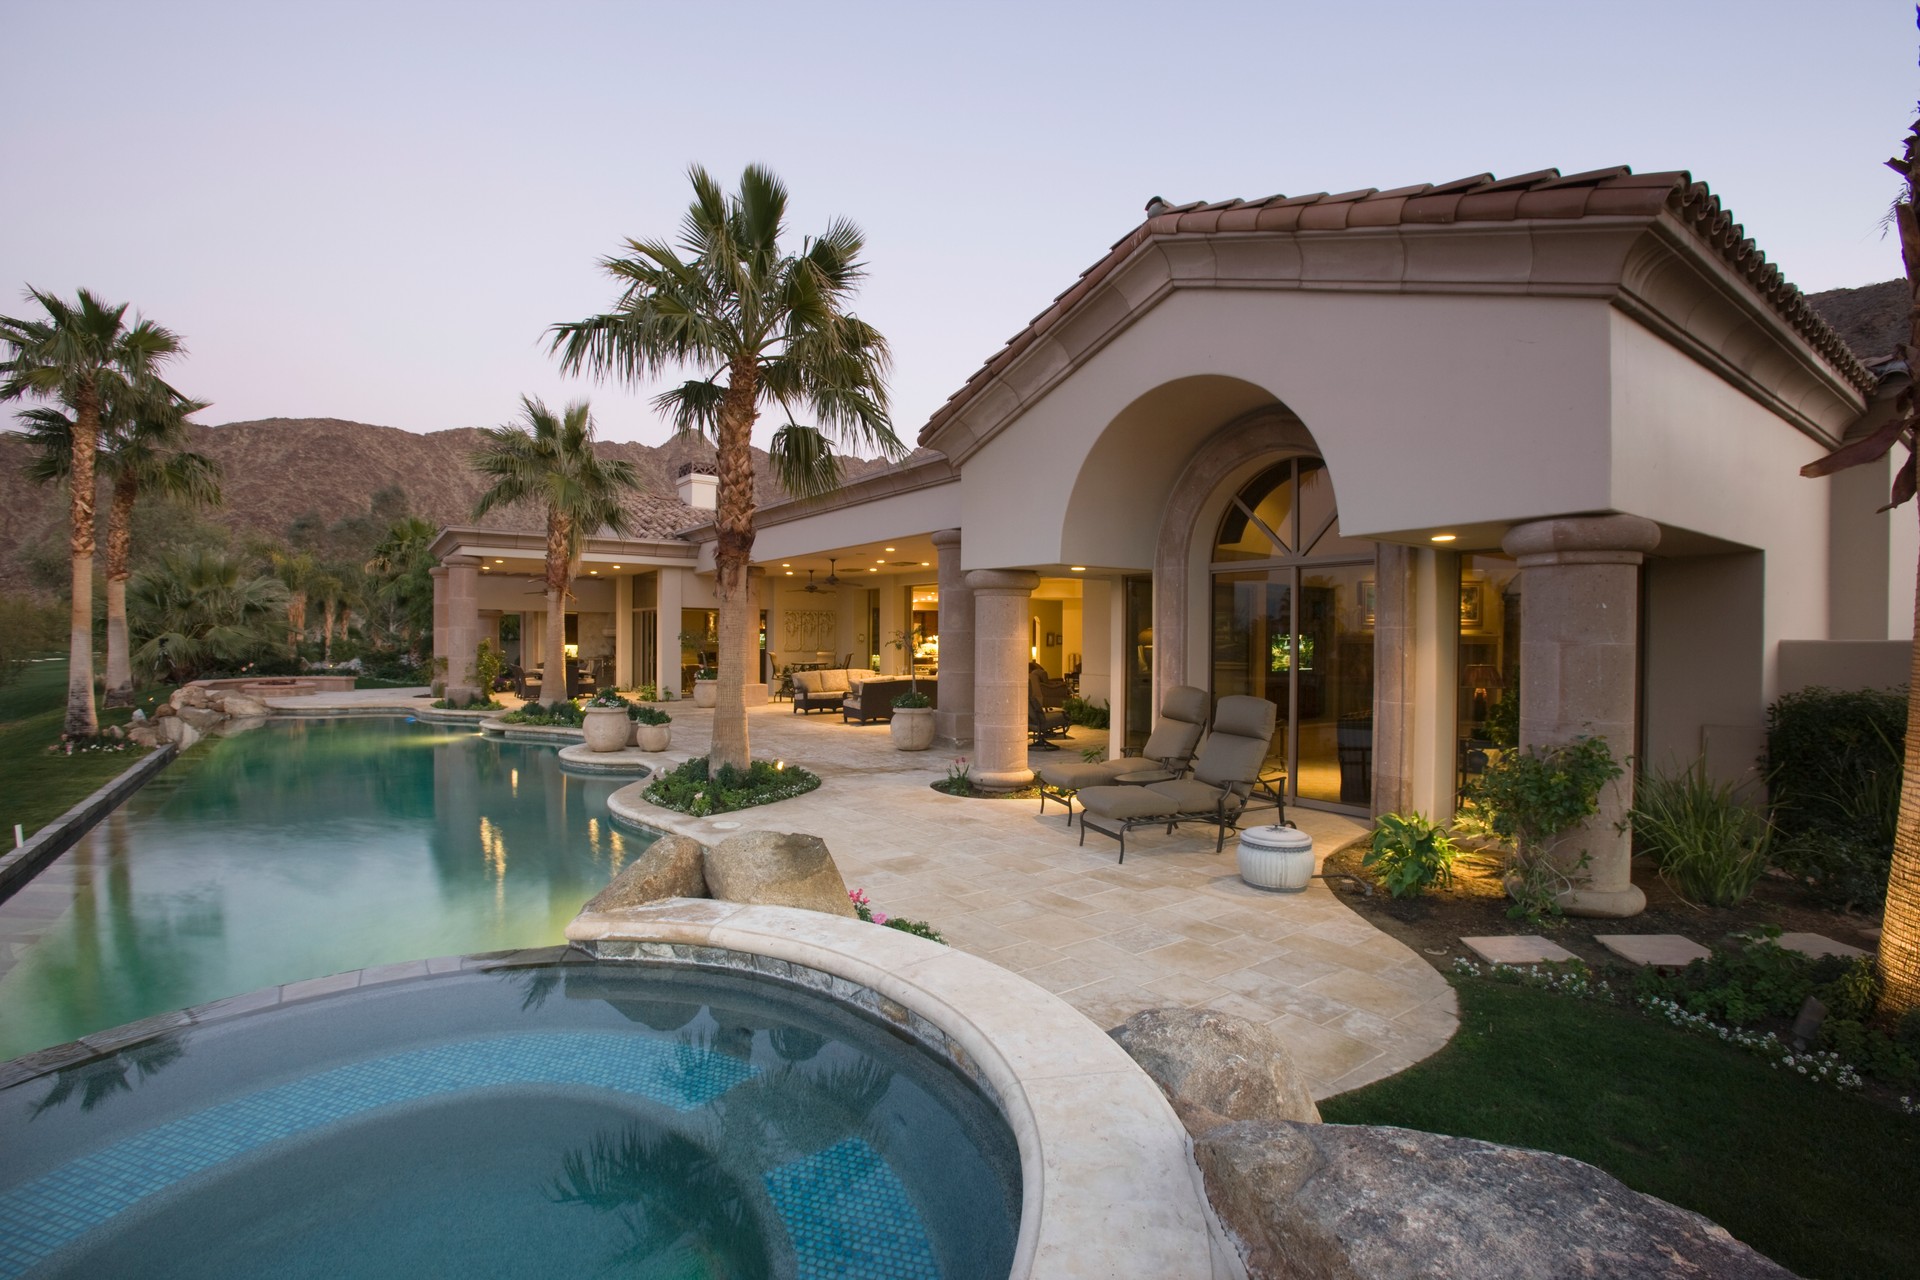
[1594,934,1711,967]
[1461,936,1577,965]
[1775,932,1868,959]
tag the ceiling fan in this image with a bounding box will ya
[802,558,843,593]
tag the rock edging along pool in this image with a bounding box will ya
[0,951,1020,1279]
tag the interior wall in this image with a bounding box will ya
[1033,599,1064,676]
[1062,598,1083,678]
[1082,578,1114,711]
[1642,552,1766,786]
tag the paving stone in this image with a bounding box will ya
[1461,935,1577,965]
[1774,932,1868,959]
[1594,934,1711,966]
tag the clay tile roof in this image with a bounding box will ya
[919,167,1874,440]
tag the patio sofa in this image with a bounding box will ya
[843,677,938,724]
[791,668,874,714]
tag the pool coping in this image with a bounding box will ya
[566,899,1240,1280]
[0,743,177,906]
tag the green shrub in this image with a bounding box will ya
[644,756,820,817]
[1363,812,1458,898]
[1462,735,1621,918]
[892,690,931,709]
[1064,695,1110,729]
[500,700,584,727]
[472,639,506,694]
[1770,829,1892,910]
[0,592,63,684]
[1630,760,1771,907]
[585,689,631,709]
[629,704,671,726]
[1764,686,1903,907]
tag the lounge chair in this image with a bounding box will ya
[1029,668,1071,748]
[1035,684,1209,824]
[1075,695,1279,862]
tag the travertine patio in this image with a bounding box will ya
[275,690,1457,1098]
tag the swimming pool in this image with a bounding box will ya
[0,960,1021,1278]
[0,718,652,1061]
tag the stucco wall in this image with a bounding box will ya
[958,288,1615,572]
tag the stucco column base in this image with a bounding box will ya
[932,529,975,749]
[967,568,1039,789]
[1503,514,1661,921]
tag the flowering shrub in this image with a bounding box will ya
[49,734,140,756]
[848,887,945,944]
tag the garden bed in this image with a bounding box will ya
[1321,839,1883,973]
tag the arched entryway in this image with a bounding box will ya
[1208,457,1376,811]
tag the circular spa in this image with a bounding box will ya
[0,963,1021,1279]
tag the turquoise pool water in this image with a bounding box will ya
[0,718,652,1061]
[0,963,1021,1278]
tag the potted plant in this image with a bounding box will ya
[691,665,718,708]
[582,690,632,752]
[630,702,672,752]
[883,630,935,750]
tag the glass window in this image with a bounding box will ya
[1457,553,1521,805]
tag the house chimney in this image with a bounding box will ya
[675,462,718,511]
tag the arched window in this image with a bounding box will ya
[1210,456,1374,811]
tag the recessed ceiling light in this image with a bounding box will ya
[494,559,505,564]
[1430,534,1457,543]
[612,565,621,569]
[868,568,878,573]
[785,570,793,575]
[884,546,895,552]
[920,561,930,567]
[589,570,598,574]
[1070,566,1086,572]
[781,563,790,567]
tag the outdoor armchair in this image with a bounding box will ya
[1029,669,1071,748]
[1035,684,1209,823]
[1075,695,1279,862]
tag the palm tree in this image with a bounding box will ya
[128,548,289,683]
[1802,118,1920,1017]
[265,548,319,658]
[365,516,439,658]
[19,392,222,705]
[310,569,350,663]
[471,397,639,702]
[0,288,185,736]
[550,165,903,769]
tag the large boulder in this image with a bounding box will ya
[177,706,224,733]
[214,692,271,717]
[584,835,709,911]
[157,716,201,750]
[171,685,212,711]
[702,831,857,918]
[1111,1008,1320,1131]
[1194,1121,1796,1280]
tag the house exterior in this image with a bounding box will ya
[432,165,1911,918]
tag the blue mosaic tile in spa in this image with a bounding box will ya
[0,1031,758,1277]
[764,1137,940,1280]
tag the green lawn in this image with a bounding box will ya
[0,660,162,840]
[1321,978,1920,1280]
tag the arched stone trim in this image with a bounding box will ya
[1152,409,1318,700]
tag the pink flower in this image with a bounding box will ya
[873,913,889,925]
[848,888,870,906]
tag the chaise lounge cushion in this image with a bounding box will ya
[1038,685,1209,794]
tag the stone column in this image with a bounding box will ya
[966,568,1037,788]
[1503,514,1661,918]
[932,529,974,748]
[613,575,633,690]
[429,566,449,696]
[656,567,684,697]
[740,567,768,705]
[443,556,481,704]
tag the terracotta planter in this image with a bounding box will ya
[890,705,936,751]
[633,721,671,752]
[582,707,631,753]
[692,679,717,708]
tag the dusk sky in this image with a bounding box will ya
[2,1,1912,450]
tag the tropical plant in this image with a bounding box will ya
[0,592,63,684]
[471,397,639,703]
[629,704,671,726]
[264,547,319,658]
[1463,735,1622,917]
[1364,811,1459,899]
[127,548,289,682]
[472,637,507,696]
[0,287,186,735]
[364,516,438,656]
[1798,118,1920,1017]
[17,391,222,706]
[1630,760,1772,908]
[551,164,905,771]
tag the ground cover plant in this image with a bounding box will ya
[929,755,1039,799]
[0,660,157,838]
[500,700,583,727]
[847,888,945,944]
[1362,811,1458,898]
[1321,974,1920,1280]
[644,757,820,817]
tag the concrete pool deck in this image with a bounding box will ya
[255,688,1457,1097]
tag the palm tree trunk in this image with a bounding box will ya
[544,513,571,703]
[710,363,760,772]
[1884,511,1920,1016]
[103,477,136,707]
[322,599,337,663]
[287,591,307,658]
[65,388,100,737]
